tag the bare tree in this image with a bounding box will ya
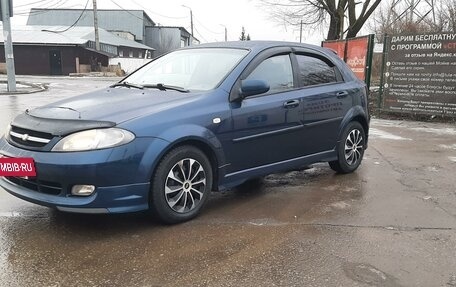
[259,0,381,40]
[368,0,456,41]
[433,0,456,33]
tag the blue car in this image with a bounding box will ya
[0,41,369,223]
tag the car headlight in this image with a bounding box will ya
[4,124,11,138]
[52,128,135,152]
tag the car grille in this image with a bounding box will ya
[5,176,62,195]
[9,126,53,148]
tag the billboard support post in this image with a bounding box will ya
[378,34,389,110]
[365,34,375,90]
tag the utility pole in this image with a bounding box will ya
[92,0,100,51]
[220,24,227,41]
[299,20,303,43]
[182,5,193,40]
[1,0,16,92]
[190,9,193,38]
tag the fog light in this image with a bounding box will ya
[71,185,95,196]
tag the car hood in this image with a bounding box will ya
[28,87,201,123]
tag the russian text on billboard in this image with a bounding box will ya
[383,33,456,117]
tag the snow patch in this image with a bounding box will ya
[331,201,350,209]
[410,127,456,136]
[0,212,24,217]
[426,166,439,172]
[371,119,405,128]
[369,128,411,140]
[439,144,456,150]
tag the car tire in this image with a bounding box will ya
[150,146,213,224]
[329,121,365,174]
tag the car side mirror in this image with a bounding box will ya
[239,79,270,99]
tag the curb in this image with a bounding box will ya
[0,81,48,95]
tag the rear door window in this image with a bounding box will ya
[296,54,339,87]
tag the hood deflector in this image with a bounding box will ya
[12,113,116,136]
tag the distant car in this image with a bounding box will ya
[0,41,369,223]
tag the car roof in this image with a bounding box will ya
[188,40,322,51]
[181,40,357,82]
[183,40,339,62]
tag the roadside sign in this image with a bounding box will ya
[381,33,456,117]
[322,35,375,89]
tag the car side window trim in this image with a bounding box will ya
[290,52,344,89]
[229,47,296,101]
[244,54,295,97]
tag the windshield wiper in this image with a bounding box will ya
[143,83,190,93]
[110,82,144,89]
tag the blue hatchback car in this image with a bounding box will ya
[0,41,369,223]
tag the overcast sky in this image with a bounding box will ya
[11,0,325,44]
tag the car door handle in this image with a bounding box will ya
[283,100,300,109]
[336,91,349,98]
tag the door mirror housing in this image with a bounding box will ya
[239,79,270,99]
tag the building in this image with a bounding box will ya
[27,9,154,44]
[0,25,153,75]
[27,8,199,56]
[146,26,198,57]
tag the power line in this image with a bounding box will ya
[14,0,56,8]
[32,0,69,10]
[13,5,83,16]
[15,0,73,15]
[193,26,208,43]
[109,0,145,21]
[194,17,224,35]
[41,0,90,33]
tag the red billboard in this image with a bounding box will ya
[322,35,373,85]
[321,40,346,60]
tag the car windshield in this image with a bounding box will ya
[123,48,249,92]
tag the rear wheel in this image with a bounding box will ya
[150,146,212,224]
[329,121,365,174]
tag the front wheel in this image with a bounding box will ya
[329,121,365,174]
[150,146,213,224]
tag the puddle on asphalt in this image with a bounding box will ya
[205,162,365,226]
[0,163,367,286]
[343,262,402,287]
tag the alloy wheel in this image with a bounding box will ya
[165,158,206,213]
[344,129,363,166]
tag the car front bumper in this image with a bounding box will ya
[0,136,169,213]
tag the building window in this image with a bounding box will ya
[119,50,123,57]
[138,51,143,58]
[129,51,133,58]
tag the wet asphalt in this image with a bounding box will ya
[0,76,455,287]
